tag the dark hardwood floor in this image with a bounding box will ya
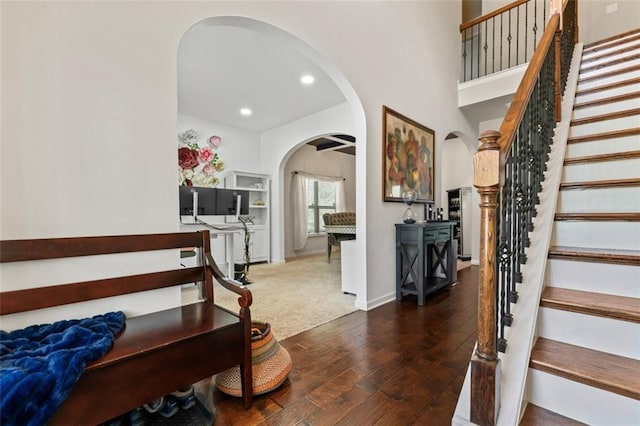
[211,266,479,425]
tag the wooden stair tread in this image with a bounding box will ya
[567,127,640,144]
[570,107,640,126]
[520,403,587,426]
[548,245,640,265]
[560,177,640,190]
[554,212,640,221]
[573,92,640,109]
[583,29,640,53]
[541,287,640,323]
[576,78,640,98]
[578,64,640,85]
[530,338,640,400]
[564,150,640,165]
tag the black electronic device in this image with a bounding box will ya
[214,188,249,217]
[178,186,217,216]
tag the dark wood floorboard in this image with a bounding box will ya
[211,266,479,425]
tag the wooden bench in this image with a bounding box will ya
[0,230,253,425]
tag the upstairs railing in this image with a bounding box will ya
[470,0,577,424]
[460,0,549,82]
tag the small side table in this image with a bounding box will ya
[395,221,456,306]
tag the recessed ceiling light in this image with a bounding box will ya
[300,75,315,85]
[240,108,252,116]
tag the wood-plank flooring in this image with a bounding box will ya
[210,266,479,425]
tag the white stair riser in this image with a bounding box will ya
[581,47,640,69]
[572,97,640,119]
[546,258,640,297]
[577,69,640,91]
[562,157,640,181]
[551,221,640,250]
[566,135,640,156]
[557,186,640,213]
[576,84,640,103]
[579,57,640,80]
[582,40,640,60]
[538,307,640,359]
[568,115,640,137]
[527,369,640,425]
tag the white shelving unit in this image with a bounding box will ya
[224,171,270,264]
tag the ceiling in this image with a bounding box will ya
[177,23,348,137]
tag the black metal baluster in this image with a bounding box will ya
[484,20,488,77]
[524,0,529,62]
[508,9,512,68]
[500,14,504,72]
[497,190,508,353]
[491,17,496,74]
[463,28,468,82]
[477,23,481,79]
[533,0,538,51]
[516,4,520,66]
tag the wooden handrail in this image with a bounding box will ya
[460,0,528,32]
[498,14,560,155]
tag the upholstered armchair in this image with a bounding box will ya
[322,212,356,263]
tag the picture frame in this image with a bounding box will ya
[382,106,435,203]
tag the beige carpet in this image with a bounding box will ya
[183,253,474,340]
[182,252,357,340]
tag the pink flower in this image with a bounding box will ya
[208,135,222,147]
[202,163,216,176]
[178,147,199,169]
[199,146,215,163]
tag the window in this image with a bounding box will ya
[307,180,336,233]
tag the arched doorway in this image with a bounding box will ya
[177,16,367,308]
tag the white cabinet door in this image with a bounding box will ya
[249,227,268,262]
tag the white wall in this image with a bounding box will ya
[283,145,356,258]
[178,114,261,174]
[1,1,474,318]
[441,137,479,263]
[578,0,640,45]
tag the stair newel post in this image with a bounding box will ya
[471,130,504,426]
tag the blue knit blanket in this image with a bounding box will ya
[0,311,126,425]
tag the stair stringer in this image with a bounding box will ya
[499,43,584,426]
[451,44,584,426]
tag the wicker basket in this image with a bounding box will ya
[215,321,292,397]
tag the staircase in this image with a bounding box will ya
[522,30,640,424]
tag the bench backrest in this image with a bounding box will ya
[0,231,214,315]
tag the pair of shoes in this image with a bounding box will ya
[127,407,146,426]
[143,397,164,414]
[158,396,179,418]
[170,386,196,410]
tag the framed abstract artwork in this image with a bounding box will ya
[382,106,435,203]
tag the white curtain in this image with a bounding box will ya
[291,173,308,251]
[335,179,346,212]
[291,171,347,251]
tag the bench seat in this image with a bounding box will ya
[0,231,253,425]
[50,302,243,424]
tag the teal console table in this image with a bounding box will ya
[395,221,456,306]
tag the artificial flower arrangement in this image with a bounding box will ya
[178,129,225,187]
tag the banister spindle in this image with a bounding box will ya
[471,130,503,426]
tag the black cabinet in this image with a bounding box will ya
[395,221,456,306]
